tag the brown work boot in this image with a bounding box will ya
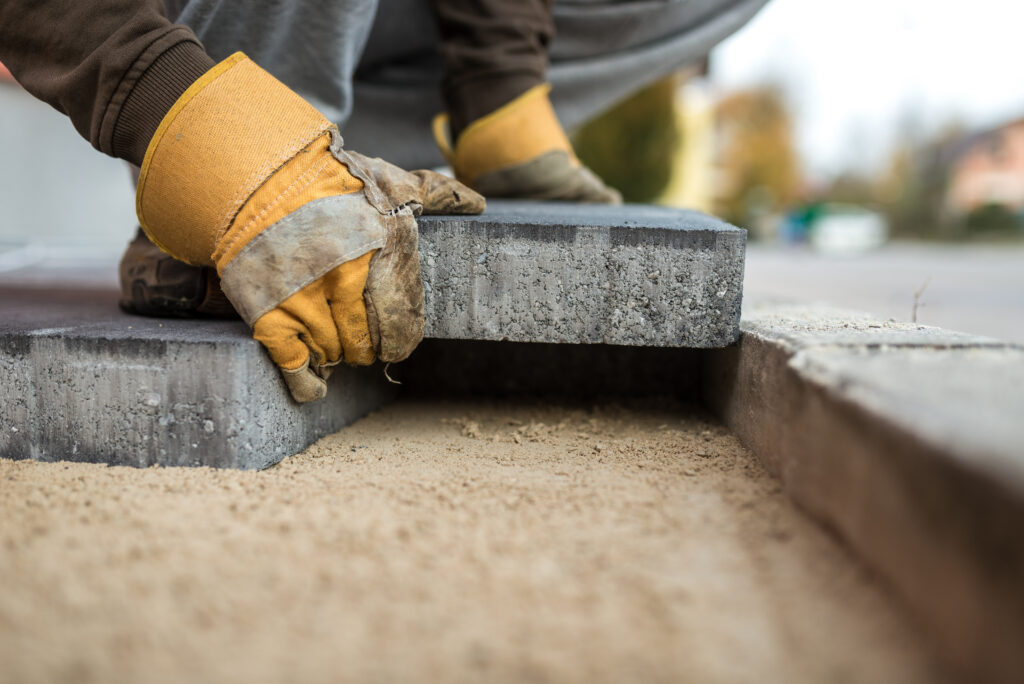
[118,228,238,318]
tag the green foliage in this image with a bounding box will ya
[713,87,802,228]
[963,203,1022,235]
[874,130,959,240]
[836,122,1022,241]
[571,79,680,203]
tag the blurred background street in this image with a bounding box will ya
[744,242,1024,342]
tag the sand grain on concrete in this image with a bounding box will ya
[0,400,944,683]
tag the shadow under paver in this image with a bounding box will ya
[0,203,745,468]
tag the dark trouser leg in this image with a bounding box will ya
[344,0,770,169]
[431,0,554,138]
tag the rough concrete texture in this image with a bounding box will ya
[0,399,946,684]
[417,201,745,348]
[0,288,394,469]
[703,302,1024,683]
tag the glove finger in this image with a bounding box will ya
[325,251,376,366]
[568,165,623,205]
[280,362,329,403]
[342,149,485,215]
[472,151,621,205]
[341,151,422,210]
[364,210,424,363]
[411,169,486,215]
[253,308,327,403]
[252,253,378,403]
[273,281,341,369]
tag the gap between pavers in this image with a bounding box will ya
[703,302,1024,683]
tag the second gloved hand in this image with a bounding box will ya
[433,84,621,204]
[136,53,484,402]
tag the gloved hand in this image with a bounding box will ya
[433,84,621,204]
[136,53,484,402]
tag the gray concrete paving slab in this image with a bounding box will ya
[703,302,1024,682]
[1,204,746,349]
[419,201,744,347]
[0,288,395,469]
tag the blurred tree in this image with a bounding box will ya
[825,171,877,205]
[714,86,802,228]
[963,203,1022,235]
[875,122,963,239]
[572,77,680,203]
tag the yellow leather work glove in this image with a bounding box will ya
[137,53,484,402]
[433,84,621,204]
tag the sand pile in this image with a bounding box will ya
[0,399,944,683]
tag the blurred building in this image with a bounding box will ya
[946,118,1024,213]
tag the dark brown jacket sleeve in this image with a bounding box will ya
[431,0,554,137]
[0,0,215,165]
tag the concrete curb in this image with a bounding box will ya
[703,303,1024,682]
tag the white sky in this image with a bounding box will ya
[709,0,1024,179]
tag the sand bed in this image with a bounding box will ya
[0,399,945,683]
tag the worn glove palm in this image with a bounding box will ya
[433,84,621,204]
[136,53,484,402]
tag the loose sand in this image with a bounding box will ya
[0,399,945,683]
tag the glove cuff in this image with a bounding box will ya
[135,52,334,265]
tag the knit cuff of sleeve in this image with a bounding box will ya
[110,40,216,165]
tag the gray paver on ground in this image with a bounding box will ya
[418,201,745,348]
[703,302,1024,683]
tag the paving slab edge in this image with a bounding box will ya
[703,302,1024,683]
[417,202,745,348]
[0,292,398,470]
